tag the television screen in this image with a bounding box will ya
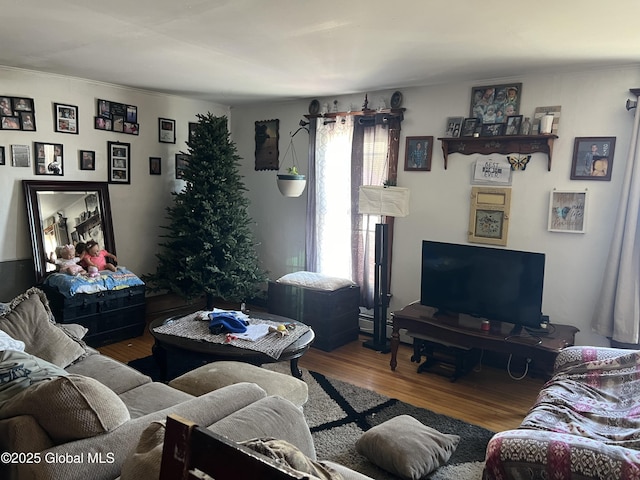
[420,241,545,329]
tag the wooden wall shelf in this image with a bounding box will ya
[437,135,558,171]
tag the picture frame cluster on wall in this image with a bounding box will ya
[95,99,139,135]
[0,96,36,131]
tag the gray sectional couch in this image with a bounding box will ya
[0,288,372,480]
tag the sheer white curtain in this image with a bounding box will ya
[313,116,354,278]
[592,93,640,343]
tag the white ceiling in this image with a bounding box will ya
[2,1,639,106]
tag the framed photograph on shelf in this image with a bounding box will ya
[481,123,503,137]
[159,118,176,143]
[175,153,190,179]
[149,157,161,175]
[444,116,464,137]
[80,150,95,171]
[461,118,478,137]
[469,83,521,124]
[548,190,587,233]
[254,119,279,170]
[0,146,4,165]
[570,136,616,180]
[468,186,511,246]
[34,142,63,176]
[54,103,78,134]
[108,141,130,184]
[404,136,433,171]
[504,115,523,135]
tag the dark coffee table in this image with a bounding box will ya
[149,312,314,380]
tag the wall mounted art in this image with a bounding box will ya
[468,186,511,246]
[34,142,63,176]
[149,157,161,175]
[175,153,189,179]
[254,119,279,170]
[11,144,30,167]
[108,141,130,184]
[80,150,95,171]
[96,99,139,135]
[159,118,176,143]
[404,136,433,171]
[548,190,587,233]
[469,83,521,124]
[0,96,35,131]
[570,136,615,181]
[54,103,78,134]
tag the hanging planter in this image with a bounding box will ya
[277,124,308,198]
[277,166,307,197]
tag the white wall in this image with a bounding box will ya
[231,65,640,347]
[0,67,226,278]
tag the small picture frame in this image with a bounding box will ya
[188,122,198,144]
[461,118,478,137]
[444,116,464,137]
[504,115,523,136]
[0,146,5,165]
[80,150,95,171]
[1,116,20,130]
[404,136,433,171]
[548,190,587,233]
[149,157,161,175]
[570,136,616,181]
[54,103,78,134]
[11,144,30,167]
[254,119,279,170]
[12,97,33,112]
[126,105,137,123]
[159,118,176,144]
[175,153,190,179]
[108,141,131,184]
[95,116,112,131]
[481,123,504,137]
[19,112,36,131]
[34,142,64,176]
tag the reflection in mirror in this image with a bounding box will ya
[23,181,116,284]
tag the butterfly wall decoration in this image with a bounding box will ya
[507,155,531,171]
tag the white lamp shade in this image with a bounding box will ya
[358,186,410,217]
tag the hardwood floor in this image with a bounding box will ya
[99,302,544,433]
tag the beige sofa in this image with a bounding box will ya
[0,288,372,480]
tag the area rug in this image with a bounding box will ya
[127,356,492,479]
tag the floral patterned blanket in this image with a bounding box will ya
[42,267,144,297]
[484,346,640,480]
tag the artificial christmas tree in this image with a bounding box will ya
[144,113,266,309]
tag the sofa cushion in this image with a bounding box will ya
[66,352,151,394]
[0,288,86,367]
[118,382,194,419]
[355,415,459,480]
[0,373,130,444]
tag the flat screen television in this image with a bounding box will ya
[420,241,545,330]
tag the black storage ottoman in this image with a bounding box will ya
[268,272,360,352]
[41,284,146,347]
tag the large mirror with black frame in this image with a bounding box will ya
[23,180,116,283]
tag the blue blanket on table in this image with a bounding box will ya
[42,267,144,298]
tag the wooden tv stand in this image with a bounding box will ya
[390,303,578,377]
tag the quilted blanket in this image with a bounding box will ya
[42,267,144,297]
[484,346,640,480]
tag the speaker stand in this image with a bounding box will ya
[363,223,390,353]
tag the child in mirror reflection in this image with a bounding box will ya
[81,240,118,272]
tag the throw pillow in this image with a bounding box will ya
[0,373,130,444]
[355,415,459,480]
[0,288,86,367]
[276,271,356,291]
[0,350,68,404]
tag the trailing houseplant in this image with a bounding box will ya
[143,113,266,309]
